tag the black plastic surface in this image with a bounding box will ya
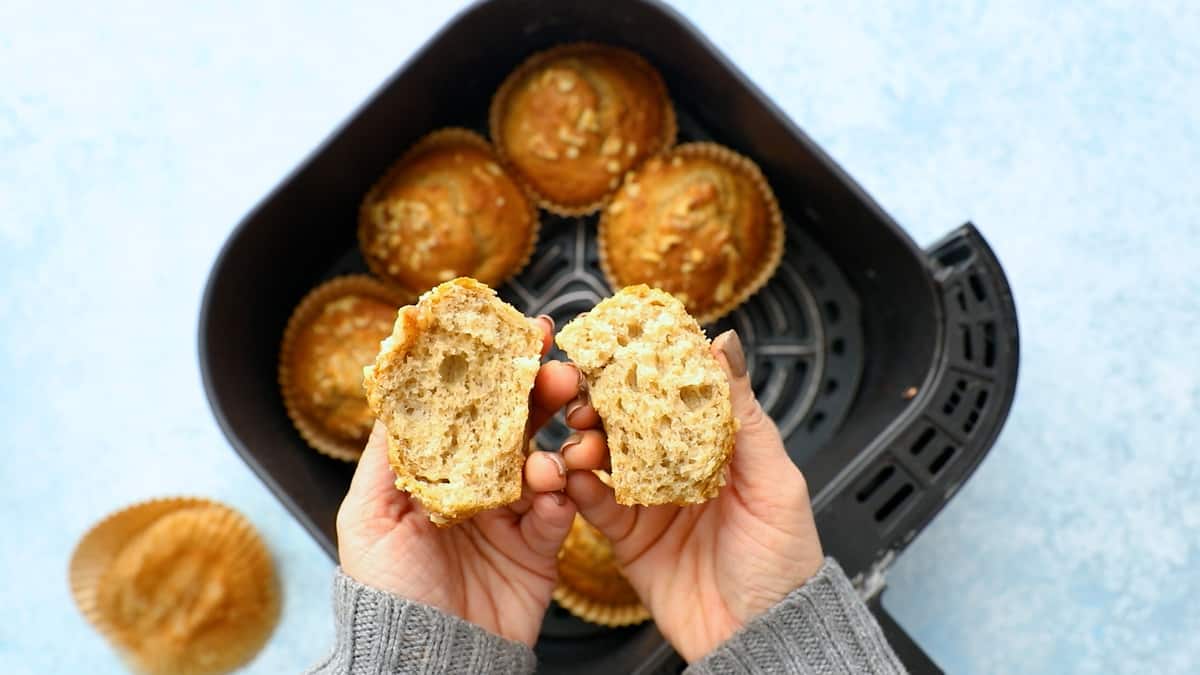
[812,224,1020,581]
[198,1,1020,673]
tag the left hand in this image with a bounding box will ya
[335,316,580,646]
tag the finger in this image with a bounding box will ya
[503,479,537,517]
[559,429,610,471]
[345,421,401,504]
[565,471,683,571]
[564,470,637,544]
[518,492,577,558]
[530,360,582,430]
[532,315,554,358]
[712,330,801,493]
[524,450,567,493]
[711,330,784,453]
[339,420,412,528]
[565,393,601,430]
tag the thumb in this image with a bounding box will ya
[711,330,798,486]
[339,420,411,527]
[711,330,783,451]
[346,420,401,502]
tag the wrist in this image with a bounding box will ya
[326,568,538,672]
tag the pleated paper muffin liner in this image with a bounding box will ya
[552,583,652,628]
[69,498,280,675]
[278,274,410,461]
[553,515,650,628]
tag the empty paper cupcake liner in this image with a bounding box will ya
[69,497,280,675]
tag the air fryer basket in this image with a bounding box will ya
[198,1,1019,673]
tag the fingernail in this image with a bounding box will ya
[715,330,747,378]
[565,398,586,424]
[574,364,588,394]
[550,491,566,506]
[560,433,583,454]
[537,314,555,331]
[545,451,567,477]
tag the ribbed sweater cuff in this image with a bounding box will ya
[686,558,906,674]
[307,568,537,675]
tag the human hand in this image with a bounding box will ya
[561,329,825,661]
[335,316,581,646]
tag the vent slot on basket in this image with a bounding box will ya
[910,427,936,456]
[857,465,895,503]
[824,300,841,324]
[875,484,915,522]
[936,243,973,268]
[962,389,989,435]
[831,337,845,355]
[955,321,999,370]
[855,462,919,524]
[934,375,992,440]
[893,421,965,479]
[942,379,966,415]
[944,266,1002,375]
[929,446,956,474]
[983,322,997,368]
[969,273,988,304]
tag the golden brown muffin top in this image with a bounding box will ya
[557,515,641,606]
[601,145,782,323]
[491,43,675,213]
[287,293,398,448]
[359,129,536,294]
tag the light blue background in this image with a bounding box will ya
[2,1,1197,673]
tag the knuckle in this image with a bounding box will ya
[737,394,768,431]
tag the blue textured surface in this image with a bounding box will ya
[2,1,1198,673]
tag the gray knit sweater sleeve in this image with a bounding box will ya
[306,568,536,675]
[686,557,905,674]
[309,558,902,674]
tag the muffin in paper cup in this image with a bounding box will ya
[358,127,539,294]
[597,142,785,324]
[279,274,410,461]
[553,514,650,627]
[69,498,280,675]
[489,42,676,215]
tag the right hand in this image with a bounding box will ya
[561,329,826,662]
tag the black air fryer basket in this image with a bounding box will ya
[199,2,1020,673]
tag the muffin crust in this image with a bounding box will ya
[359,129,537,294]
[491,43,675,213]
[280,276,408,460]
[599,143,783,323]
